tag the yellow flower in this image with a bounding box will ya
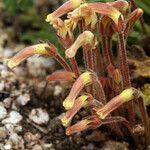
[61,94,91,127]
[63,71,95,110]
[46,0,84,23]
[65,31,97,58]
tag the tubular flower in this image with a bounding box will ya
[99,15,114,37]
[61,94,91,127]
[7,43,56,69]
[88,2,122,26]
[107,65,122,85]
[111,0,129,15]
[99,0,129,36]
[63,71,96,110]
[112,69,122,85]
[46,0,84,23]
[125,8,143,37]
[65,31,97,58]
[96,88,141,119]
[68,4,97,30]
[65,18,77,31]
[66,115,102,135]
[50,18,77,48]
[80,4,98,30]
[51,18,69,39]
[47,71,76,82]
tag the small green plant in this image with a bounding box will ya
[7,0,150,147]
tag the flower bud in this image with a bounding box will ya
[47,71,76,82]
[63,71,96,110]
[7,43,56,69]
[65,31,97,58]
[46,0,84,23]
[125,8,143,36]
[88,2,121,26]
[96,88,141,119]
[61,94,91,127]
[66,115,102,135]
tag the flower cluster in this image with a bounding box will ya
[7,0,149,145]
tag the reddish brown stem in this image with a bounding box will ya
[95,47,104,76]
[129,0,146,34]
[138,97,150,145]
[107,36,114,65]
[55,54,72,71]
[69,58,80,76]
[101,36,112,66]
[103,116,138,144]
[118,32,135,125]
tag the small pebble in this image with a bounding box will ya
[87,143,95,150]
[16,93,30,106]
[0,80,5,91]
[2,111,22,124]
[9,133,24,149]
[32,144,43,150]
[54,85,63,96]
[0,104,7,120]
[29,108,49,125]
[4,144,12,150]
[0,127,8,139]
[1,70,9,78]
[3,48,14,58]
[3,97,12,108]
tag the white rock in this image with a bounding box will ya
[0,126,8,139]
[16,94,30,106]
[0,80,5,91]
[5,124,14,133]
[2,111,22,124]
[3,97,12,108]
[9,133,22,144]
[5,124,23,133]
[0,104,7,120]
[32,144,43,150]
[29,108,49,125]
[4,144,12,150]
[0,67,8,75]
[54,85,62,96]
[3,48,14,58]
[27,56,55,77]
[8,133,24,149]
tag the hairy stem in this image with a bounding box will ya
[118,32,135,125]
[107,36,114,65]
[103,116,138,144]
[129,0,146,34]
[138,97,150,145]
[69,58,80,76]
[55,54,72,71]
[101,36,112,66]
